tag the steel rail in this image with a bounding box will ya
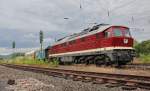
[124,64,150,70]
[1,64,150,90]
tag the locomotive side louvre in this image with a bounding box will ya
[48,24,135,65]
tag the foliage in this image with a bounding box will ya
[11,53,25,59]
[139,54,150,63]
[134,40,150,63]
[2,57,47,65]
[134,40,150,55]
[49,58,59,67]
[0,56,59,67]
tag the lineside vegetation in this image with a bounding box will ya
[0,56,59,67]
[134,40,150,63]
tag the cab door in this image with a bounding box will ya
[100,28,113,48]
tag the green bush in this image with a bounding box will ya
[0,56,60,67]
[134,40,150,55]
[139,54,150,63]
[1,56,47,65]
[134,40,150,63]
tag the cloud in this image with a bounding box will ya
[0,0,149,51]
[23,33,36,39]
[44,37,55,46]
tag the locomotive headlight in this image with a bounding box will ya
[124,39,128,44]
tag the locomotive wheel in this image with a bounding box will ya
[78,57,85,64]
[113,60,123,67]
[104,56,111,66]
[74,59,79,64]
[85,56,94,65]
[95,56,104,66]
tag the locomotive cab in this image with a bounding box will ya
[104,26,131,37]
[103,26,135,65]
[104,26,133,47]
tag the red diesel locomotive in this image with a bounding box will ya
[48,24,135,65]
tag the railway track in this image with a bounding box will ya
[123,64,150,70]
[1,64,150,90]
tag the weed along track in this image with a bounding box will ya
[1,64,150,90]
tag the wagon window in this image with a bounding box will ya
[81,37,85,42]
[61,43,67,46]
[64,43,67,46]
[95,33,100,39]
[73,40,76,43]
[69,41,72,45]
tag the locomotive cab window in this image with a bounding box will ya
[124,29,131,37]
[104,31,111,38]
[113,29,122,37]
[113,27,131,37]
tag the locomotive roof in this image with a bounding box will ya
[53,24,126,46]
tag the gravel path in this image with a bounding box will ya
[0,65,148,91]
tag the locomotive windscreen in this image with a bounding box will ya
[113,27,131,37]
[124,29,131,37]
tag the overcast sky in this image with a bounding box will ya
[0,0,150,50]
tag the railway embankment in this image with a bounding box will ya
[1,64,150,91]
[0,65,138,91]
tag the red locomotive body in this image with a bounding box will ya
[48,24,135,65]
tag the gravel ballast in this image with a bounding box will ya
[0,65,148,91]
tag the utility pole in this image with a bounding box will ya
[39,30,43,52]
[12,41,15,58]
[12,41,15,49]
[39,30,44,60]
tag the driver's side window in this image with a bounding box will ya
[104,31,110,38]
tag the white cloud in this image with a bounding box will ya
[23,33,36,39]
[0,0,149,50]
[44,37,54,43]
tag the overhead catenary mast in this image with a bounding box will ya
[80,0,82,9]
[79,0,86,29]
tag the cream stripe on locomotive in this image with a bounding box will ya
[49,47,133,57]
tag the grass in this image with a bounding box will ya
[139,54,150,63]
[0,56,59,67]
[49,59,60,67]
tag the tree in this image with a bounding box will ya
[134,40,150,55]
